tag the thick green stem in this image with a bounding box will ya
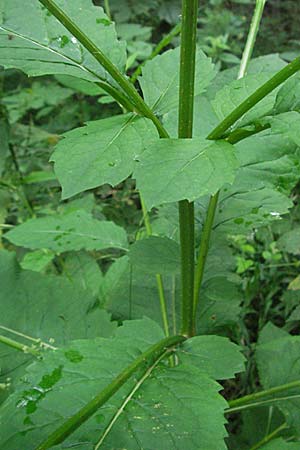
[35,335,185,449]
[193,0,267,327]
[238,0,266,79]
[178,0,198,337]
[131,22,182,83]
[250,423,288,450]
[140,196,170,337]
[38,0,168,138]
[0,334,40,356]
[228,380,300,410]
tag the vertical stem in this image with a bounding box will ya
[238,0,266,79]
[178,0,198,337]
[140,196,170,337]
[103,0,111,20]
[193,0,267,330]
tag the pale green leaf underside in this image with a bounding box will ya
[0,318,231,450]
[52,113,158,199]
[0,0,126,84]
[128,236,180,275]
[4,210,128,252]
[139,46,216,116]
[134,138,237,209]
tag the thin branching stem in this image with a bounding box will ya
[140,196,170,337]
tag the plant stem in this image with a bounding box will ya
[0,334,40,356]
[34,334,185,449]
[193,192,219,320]
[140,196,170,337]
[131,22,182,83]
[238,0,266,79]
[103,0,111,20]
[38,0,169,139]
[193,0,267,328]
[226,393,300,414]
[228,380,300,409]
[0,325,56,350]
[249,423,288,450]
[177,0,198,338]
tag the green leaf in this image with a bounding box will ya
[260,439,300,450]
[197,276,242,334]
[128,236,180,275]
[4,210,128,253]
[256,324,300,436]
[212,73,280,128]
[274,72,300,114]
[139,46,216,115]
[278,227,300,255]
[52,113,158,199]
[134,138,238,208]
[0,319,229,449]
[63,251,103,297]
[0,249,116,400]
[178,335,245,380]
[2,80,73,124]
[270,111,300,147]
[0,0,126,84]
[20,249,55,272]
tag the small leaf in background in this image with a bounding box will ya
[134,138,237,208]
[278,227,300,255]
[20,249,55,272]
[52,113,158,199]
[4,210,128,253]
[129,236,180,275]
[288,275,300,291]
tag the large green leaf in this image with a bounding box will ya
[134,138,238,208]
[0,318,244,449]
[256,324,300,436]
[139,46,216,116]
[52,113,158,199]
[0,0,126,84]
[4,210,128,252]
[0,250,116,401]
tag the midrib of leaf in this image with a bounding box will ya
[151,71,178,113]
[94,350,168,449]
[0,25,104,82]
